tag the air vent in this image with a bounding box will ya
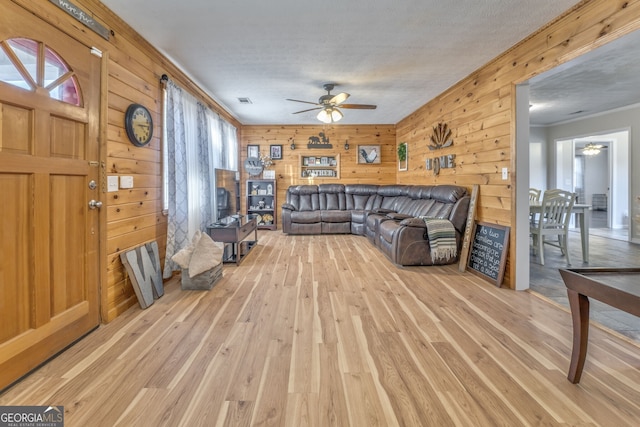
[237,97,252,104]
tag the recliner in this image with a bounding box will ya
[282,184,470,266]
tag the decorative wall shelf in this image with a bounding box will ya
[299,154,340,179]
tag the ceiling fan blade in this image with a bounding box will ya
[330,92,350,105]
[286,98,320,106]
[339,103,377,110]
[292,107,322,114]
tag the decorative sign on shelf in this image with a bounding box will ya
[307,132,332,149]
[467,221,510,287]
[425,122,456,175]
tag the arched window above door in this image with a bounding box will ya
[0,37,82,106]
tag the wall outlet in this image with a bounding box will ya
[502,167,508,180]
[120,176,134,189]
[107,176,119,192]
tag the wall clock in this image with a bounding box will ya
[124,103,153,146]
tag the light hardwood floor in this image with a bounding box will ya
[2,232,640,426]
[530,229,640,341]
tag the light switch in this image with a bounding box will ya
[107,176,119,192]
[120,176,134,189]
[502,167,508,180]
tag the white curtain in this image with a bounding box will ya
[163,79,238,278]
[207,108,238,170]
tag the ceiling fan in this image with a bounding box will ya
[287,83,377,123]
[581,142,606,156]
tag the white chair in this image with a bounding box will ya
[529,188,541,202]
[530,189,575,265]
[529,188,542,224]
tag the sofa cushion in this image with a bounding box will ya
[321,210,351,223]
[290,210,321,223]
[431,184,468,203]
[319,184,346,210]
[286,185,320,211]
[345,184,379,210]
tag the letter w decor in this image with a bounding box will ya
[120,242,164,309]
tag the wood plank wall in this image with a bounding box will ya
[240,125,397,220]
[395,0,640,287]
[9,0,240,322]
[8,0,640,317]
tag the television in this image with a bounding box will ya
[214,168,240,224]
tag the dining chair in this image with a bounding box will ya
[529,188,541,201]
[530,189,575,265]
[528,188,542,224]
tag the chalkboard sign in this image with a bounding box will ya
[467,221,510,287]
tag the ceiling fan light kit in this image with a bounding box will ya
[288,83,376,123]
[582,142,603,156]
[317,107,343,123]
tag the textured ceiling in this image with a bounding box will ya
[100,0,612,126]
[529,29,640,126]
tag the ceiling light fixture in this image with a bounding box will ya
[317,107,343,124]
[582,142,601,156]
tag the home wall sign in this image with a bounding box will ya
[425,122,455,175]
[49,0,110,40]
[307,131,333,149]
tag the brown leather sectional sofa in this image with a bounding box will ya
[281,184,470,266]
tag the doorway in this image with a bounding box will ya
[0,2,102,390]
[555,131,630,240]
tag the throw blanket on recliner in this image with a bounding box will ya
[420,217,457,262]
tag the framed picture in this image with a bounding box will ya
[270,144,282,160]
[357,145,381,164]
[247,145,260,159]
[398,142,408,171]
[320,156,328,165]
[308,156,316,165]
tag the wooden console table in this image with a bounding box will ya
[207,217,257,265]
[559,268,640,383]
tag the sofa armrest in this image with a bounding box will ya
[387,212,412,221]
[373,207,396,214]
[282,203,297,211]
[399,217,427,228]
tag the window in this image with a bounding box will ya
[161,79,238,211]
[0,38,81,106]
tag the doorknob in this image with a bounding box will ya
[88,200,103,209]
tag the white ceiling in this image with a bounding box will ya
[529,29,640,126]
[100,0,616,126]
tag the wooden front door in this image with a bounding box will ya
[0,2,101,390]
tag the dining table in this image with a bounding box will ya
[529,202,592,263]
[559,268,640,383]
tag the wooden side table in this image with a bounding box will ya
[207,217,257,265]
